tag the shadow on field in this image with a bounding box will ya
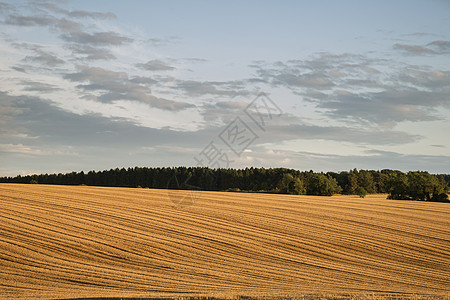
[57,297,258,300]
[57,293,449,300]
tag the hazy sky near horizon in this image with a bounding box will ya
[1,0,450,176]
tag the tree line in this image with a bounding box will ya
[0,167,448,202]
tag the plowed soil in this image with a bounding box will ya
[0,183,449,299]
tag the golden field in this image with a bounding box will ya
[0,183,449,299]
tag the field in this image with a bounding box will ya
[0,183,449,299]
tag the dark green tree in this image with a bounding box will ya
[277,173,306,195]
[355,186,367,198]
[306,173,341,196]
[387,172,409,200]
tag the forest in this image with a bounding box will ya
[1,167,449,202]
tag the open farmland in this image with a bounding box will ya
[0,183,449,299]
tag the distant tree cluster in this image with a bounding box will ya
[386,171,449,202]
[0,167,448,202]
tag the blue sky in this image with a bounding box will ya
[0,0,450,176]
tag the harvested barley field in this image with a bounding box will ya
[0,183,449,299]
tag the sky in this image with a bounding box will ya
[0,0,450,176]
